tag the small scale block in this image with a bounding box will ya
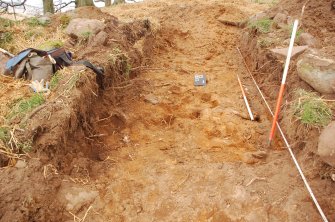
[194,74,206,86]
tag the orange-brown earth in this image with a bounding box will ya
[0,0,333,221]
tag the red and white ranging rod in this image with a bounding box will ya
[268,20,299,145]
[236,45,329,222]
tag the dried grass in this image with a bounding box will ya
[69,205,93,222]
[0,76,30,125]
[0,126,28,167]
[5,22,67,54]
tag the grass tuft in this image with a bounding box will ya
[292,89,333,127]
[113,0,126,5]
[0,18,15,28]
[17,140,33,153]
[0,127,9,143]
[257,37,272,48]
[80,31,92,42]
[286,24,303,39]
[50,72,61,89]
[7,94,45,120]
[24,29,44,39]
[26,17,49,27]
[38,40,64,50]
[4,24,66,54]
[0,31,14,48]
[248,18,273,33]
[108,47,131,79]
[60,14,71,28]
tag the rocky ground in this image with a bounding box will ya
[0,0,334,221]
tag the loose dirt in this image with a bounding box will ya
[0,0,333,221]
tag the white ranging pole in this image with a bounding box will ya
[236,47,329,222]
[237,74,254,121]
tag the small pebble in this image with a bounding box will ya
[251,151,268,159]
[15,160,27,169]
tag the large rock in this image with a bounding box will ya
[318,121,335,167]
[58,185,99,211]
[297,53,335,94]
[65,18,106,39]
[37,16,51,25]
[270,45,308,60]
[0,52,10,74]
[298,33,320,48]
[89,31,108,47]
[273,13,288,29]
[248,12,268,24]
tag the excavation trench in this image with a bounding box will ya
[0,1,332,221]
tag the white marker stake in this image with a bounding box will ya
[0,47,14,57]
[237,74,254,121]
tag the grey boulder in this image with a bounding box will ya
[270,45,308,60]
[0,52,10,75]
[37,16,51,25]
[318,121,335,167]
[297,53,335,94]
[249,12,268,24]
[65,18,106,39]
[298,33,320,48]
[273,13,287,29]
[89,31,108,47]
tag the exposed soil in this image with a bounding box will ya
[0,0,334,221]
[240,0,335,221]
[271,0,335,58]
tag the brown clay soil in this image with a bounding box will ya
[0,0,334,221]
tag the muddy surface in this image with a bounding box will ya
[0,0,334,221]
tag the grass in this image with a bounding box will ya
[0,18,15,49]
[80,31,92,42]
[7,94,45,121]
[113,0,126,5]
[17,140,33,153]
[66,72,81,91]
[286,24,303,39]
[124,63,132,77]
[108,47,132,78]
[38,40,64,50]
[0,125,32,162]
[0,14,66,54]
[24,30,44,39]
[0,31,14,48]
[292,89,333,127]
[258,37,272,48]
[248,18,273,34]
[49,68,82,96]
[26,17,49,27]
[50,72,61,89]
[60,14,71,28]
[108,47,123,65]
[0,127,9,143]
[0,18,15,28]
[4,24,66,54]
